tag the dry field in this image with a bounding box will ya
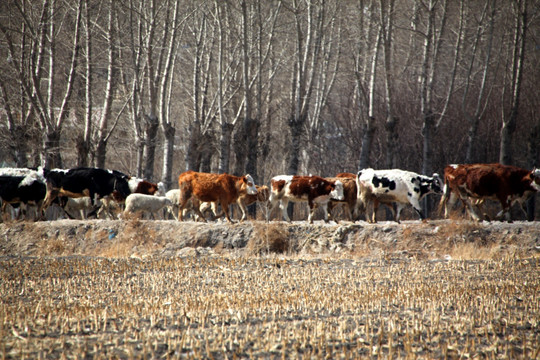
[1,220,539,359]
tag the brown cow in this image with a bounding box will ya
[324,176,362,222]
[268,175,344,223]
[237,185,270,221]
[199,184,270,221]
[177,170,257,223]
[439,163,540,221]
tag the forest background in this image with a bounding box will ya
[0,0,538,198]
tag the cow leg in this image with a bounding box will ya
[463,198,482,221]
[267,194,280,222]
[279,199,291,222]
[192,202,208,223]
[306,201,318,224]
[39,188,60,219]
[321,203,330,223]
[237,199,249,222]
[371,199,379,223]
[178,193,192,221]
[408,197,425,222]
[443,192,459,218]
[219,201,235,223]
[495,196,512,222]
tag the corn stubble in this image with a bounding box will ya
[1,256,538,359]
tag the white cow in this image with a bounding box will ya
[357,168,442,223]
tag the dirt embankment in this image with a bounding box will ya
[1,219,539,260]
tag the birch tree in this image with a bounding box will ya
[355,1,380,170]
[94,0,116,168]
[76,0,93,167]
[158,0,182,189]
[118,0,146,176]
[306,2,341,173]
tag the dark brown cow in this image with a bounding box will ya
[177,170,257,223]
[128,178,162,195]
[439,163,540,221]
[268,175,344,223]
[324,176,362,222]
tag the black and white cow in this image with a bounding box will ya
[41,167,132,214]
[356,168,442,223]
[0,168,47,220]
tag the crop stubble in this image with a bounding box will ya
[1,255,538,359]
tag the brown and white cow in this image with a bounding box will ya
[324,175,362,222]
[439,163,540,221]
[268,175,344,224]
[128,178,162,196]
[177,170,257,223]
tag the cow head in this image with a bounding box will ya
[330,180,345,201]
[113,172,132,198]
[431,173,443,193]
[244,174,258,195]
[529,168,540,192]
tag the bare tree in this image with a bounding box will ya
[185,10,210,172]
[233,0,281,180]
[158,0,182,189]
[379,0,398,168]
[1,0,83,169]
[76,0,93,167]
[286,0,326,175]
[462,1,495,164]
[500,0,528,165]
[94,0,116,168]
[356,1,381,170]
[306,2,341,174]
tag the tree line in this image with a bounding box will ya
[0,0,539,192]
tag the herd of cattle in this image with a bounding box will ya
[0,163,539,223]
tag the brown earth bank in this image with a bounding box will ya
[0,219,539,260]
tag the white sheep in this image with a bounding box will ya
[123,193,173,219]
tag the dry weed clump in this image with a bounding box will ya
[248,223,290,254]
[1,256,538,359]
[99,219,160,257]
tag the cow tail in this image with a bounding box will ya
[437,180,449,216]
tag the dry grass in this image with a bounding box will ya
[1,256,538,359]
[247,223,290,255]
